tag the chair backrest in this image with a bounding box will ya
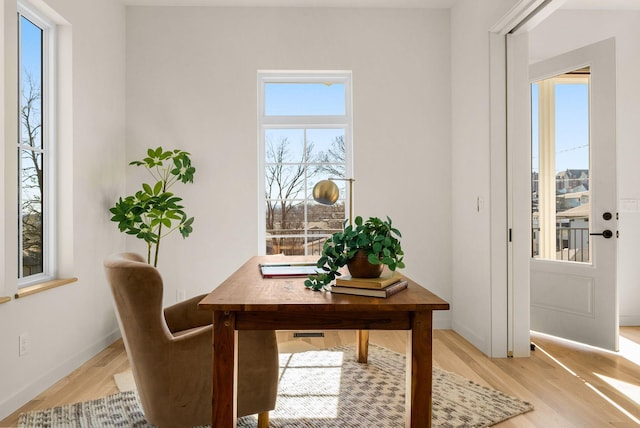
[104,253,173,349]
[104,252,278,426]
[104,252,195,425]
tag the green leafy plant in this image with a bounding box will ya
[304,216,405,291]
[109,147,196,267]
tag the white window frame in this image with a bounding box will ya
[17,2,57,287]
[532,74,589,261]
[257,71,353,256]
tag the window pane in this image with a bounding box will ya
[531,73,590,263]
[265,129,305,164]
[265,165,309,201]
[266,237,307,256]
[20,16,43,150]
[19,12,46,280]
[555,82,590,263]
[20,149,43,276]
[265,83,345,116]
[555,84,589,176]
[265,200,304,234]
[308,129,345,172]
[308,201,345,234]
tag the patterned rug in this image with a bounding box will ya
[18,344,533,427]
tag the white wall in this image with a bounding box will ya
[0,0,126,419]
[529,10,640,326]
[450,0,521,357]
[0,0,550,418]
[126,6,454,326]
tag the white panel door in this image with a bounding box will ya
[529,38,618,351]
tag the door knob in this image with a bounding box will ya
[590,230,613,239]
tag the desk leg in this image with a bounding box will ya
[406,311,433,428]
[356,330,369,363]
[213,311,238,428]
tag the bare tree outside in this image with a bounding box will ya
[19,72,44,276]
[265,132,346,255]
[317,135,345,177]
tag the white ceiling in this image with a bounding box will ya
[119,0,640,10]
[563,0,640,9]
[120,0,457,7]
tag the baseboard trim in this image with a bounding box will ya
[452,320,490,356]
[433,312,452,330]
[620,315,640,327]
[0,329,122,421]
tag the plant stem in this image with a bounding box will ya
[151,173,168,267]
[154,222,163,267]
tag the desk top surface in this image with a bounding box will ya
[199,256,450,313]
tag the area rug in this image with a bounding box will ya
[18,344,532,427]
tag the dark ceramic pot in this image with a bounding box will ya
[347,250,384,278]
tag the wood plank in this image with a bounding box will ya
[14,277,79,299]
[3,328,640,428]
[236,311,411,330]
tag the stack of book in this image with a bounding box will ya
[330,271,408,298]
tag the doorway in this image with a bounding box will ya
[505,2,622,354]
[528,41,618,351]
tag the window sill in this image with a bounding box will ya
[15,277,78,299]
[0,296,11,305]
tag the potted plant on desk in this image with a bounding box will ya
[304,216,405,291]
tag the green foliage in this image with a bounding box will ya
[304,216,405,291]
[109,147,196,267]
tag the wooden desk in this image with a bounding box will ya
[199,256,449,428]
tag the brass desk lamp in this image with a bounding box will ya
[312,177,354,224]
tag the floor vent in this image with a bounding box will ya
[293,332,325,338]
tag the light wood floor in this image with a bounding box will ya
[2,328,640,427]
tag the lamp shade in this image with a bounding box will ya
[312,180,340,205]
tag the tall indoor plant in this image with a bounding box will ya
[109,147,196,267]
[304,216,405,291]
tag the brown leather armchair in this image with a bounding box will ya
[104,252,279,428]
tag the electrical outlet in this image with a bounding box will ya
[19,333,29,356]
[176,289,186,302]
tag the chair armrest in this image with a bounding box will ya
[164,293,212,334]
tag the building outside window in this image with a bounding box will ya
[531,70,590,263]
[258,71,352,256]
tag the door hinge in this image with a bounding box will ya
[508,228,512,242]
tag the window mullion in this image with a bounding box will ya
[263,116,348,127]
[538,79,556,260]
